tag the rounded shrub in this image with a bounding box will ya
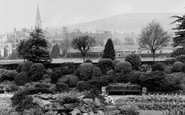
[84,59,93,63]
[76,63,94,81]
[76,81,90,92]
[92,67,102,78]
[115,61,132,74]
[30,63,45,76]
[97,58,114,75]
[107,69,114,75]
[34,83,50,89]
[15,72,30,86]
[0,70,17,82]
[113,60,120,68]
[54,69,63,78]
[21,61,33,73]
[55,82,69,92]
[60,62,75,75]
[68,75,79,87]
[125,54,141,70]
[172,61,184,72]
[152,62,165,72]
[30,74,43,82]
[50,72,59,84]
[16,64,22,73]
[58,75,70,84]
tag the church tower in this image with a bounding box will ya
[35,4,42,29]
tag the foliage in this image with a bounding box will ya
[84,59,93,63]
[171,14,185,56]
[163,109,185,115]
[175,55,185,63]
[30,63,45,77]
[119,105,139,115]
[138,20,171,61]
[68,75,79,87]
[17,29,51,63]
[15,72,30,86]
[125,54,141,70]
[113,59,120,68]
[21,61,33,74]
[172,61,184,72]
[129,71,143,84]
[92,67,102,78]
[55,82,69,92]
[76,63,94,81]
[16,64,22,73]
[152,62,165,71]
[76,81,91,92]
[50,43,60,58]
[34,83,50,89]
[102,38,116,60]
[50,72,59,84]
[115,61,132,74]
[71,35,96,61]
[60,62,75,75]
[97,58,114,75]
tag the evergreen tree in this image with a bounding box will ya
[17,29,51,63]
[50,44,60,58]
[102,38,115,60]
[171,15,185,56]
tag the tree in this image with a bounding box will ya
[4,47,8,59]
[59,38,71,56]
[138,21,171,61]
[102,38,115,60]
[17,29,51,63]
[171,14,185,56]
[50,44,60,58]
[71,35,96,62]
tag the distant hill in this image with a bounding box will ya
[66,13,183,34]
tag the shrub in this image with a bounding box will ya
[172,61,184,72]
[30,63,45,76]
[54,69,63,78]
[107,69,114,75]
[55,82,69,92]
[30,74,43,82]
[125,54,141,70]
[84,59,93,63]
[15,72,30,86]
[130,71,143,84]
[175,55,185,64]
[26,88,54,94]
[152,62,165,72]
[113,59,120,68]
[115,61,132,74]
[34,83,50,89]
[76,63,94,81]
[0,70,17,82]
[16,64,22,73]
[60,62,75,75]
[68,75,79,87]
[50,72,59,84]
[97,58,114,75]
[92,67,102,78]
[6,83,19,92]
[119,105,139,115]
[76,81,90,92]
[21,61,33,73]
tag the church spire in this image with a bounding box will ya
[35,3,42,29]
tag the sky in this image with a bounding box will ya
[0,0,185,34]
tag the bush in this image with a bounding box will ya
[175,55,185,64]
[115,61,132,74]
[130,71,143,84]
[16,64,22,73]
[30,63,45,76]
[60,62,75,75]
[0,70,17,82]
[55,82,69,92]
[30,74,43,82]
[68,75,79,87]
[76,63,94,81]
[54,69,63,78]
[15,72,30,86]
[50,72,59,84]
[119,105,139,115]
[76,81,90,92]
[172,61,184,72]
[21,61,33,73]
[84,59,93,63]
[152,62,165,72]
[97,58,114,75]
[113,59,120,68]
[125,54,141,70]
[34,83,50,89]
[92,67,102,78]
[6,83,19,92]
[107,69,114,75]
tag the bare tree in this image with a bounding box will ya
[59,38,71,57]
[138,21,171,61]
[71,35,96,62]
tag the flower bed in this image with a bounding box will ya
[115,94,185,111]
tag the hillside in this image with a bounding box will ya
[67,13,183,34]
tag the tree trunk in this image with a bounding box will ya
[152,51,155,62]
[83,56,85,62]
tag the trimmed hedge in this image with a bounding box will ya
[172,61,184,72]
[125,54,141,70]
[21,61,33,73]
[152,62,165,72]
[15,72,30,86]
[97,58,114,75]
[55,82,69,92]
[115,61,132,74]
[92,67,102,78]
[30,63,45,76]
